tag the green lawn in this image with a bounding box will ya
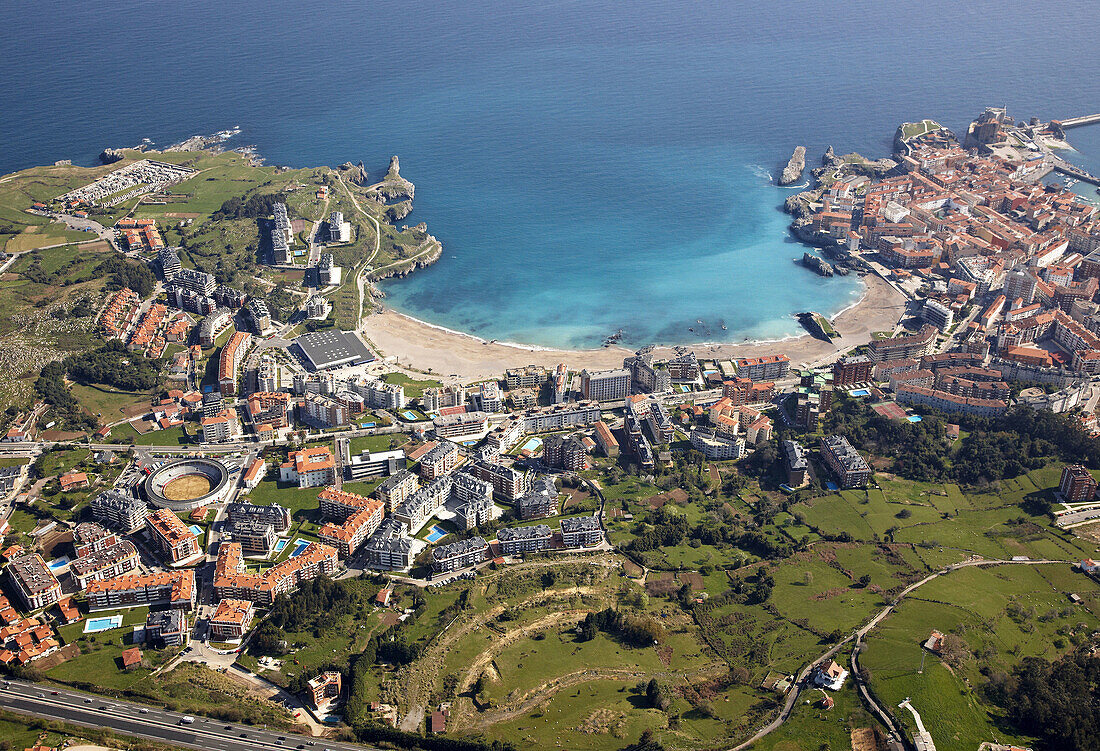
[381,372,441,399]
[860,563,1100,751]
[70,382,153,422]
[132,424,192,446]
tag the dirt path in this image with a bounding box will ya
[396,582,613,730]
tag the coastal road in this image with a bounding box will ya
[728,558,1070,750]
[333,173,381,325]
[0,679,377,751]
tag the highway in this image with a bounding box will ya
[0,679,374,751]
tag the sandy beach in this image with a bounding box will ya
[359,273,909,382]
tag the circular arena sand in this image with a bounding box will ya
[161,474,213,501]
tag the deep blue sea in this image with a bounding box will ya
[4,0,1100,348]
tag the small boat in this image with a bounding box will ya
[721,324,727,330]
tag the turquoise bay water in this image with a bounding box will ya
[4,0,1100,347]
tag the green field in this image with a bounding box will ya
[381,372,441,399]
[860,563,1098,750]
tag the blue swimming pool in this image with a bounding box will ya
[401,410,420,421]
[288,539,310,558]
[84,614,123,633]
[273,539,288,554]
[849,389,871,397]
[360,422,376,428]
[521,437,542,453]
[425,525,448,543]
[907,415,923,423]
[188,524,203,536]
[47,556,70,572]
[825,481,840,491]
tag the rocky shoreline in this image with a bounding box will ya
[783,143,896,246]
[779,145,806,185]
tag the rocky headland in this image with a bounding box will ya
[779,146,807,185]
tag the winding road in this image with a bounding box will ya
[729,557,1070,750]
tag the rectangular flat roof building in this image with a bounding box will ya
[294,330,375,371]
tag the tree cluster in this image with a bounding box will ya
[64,340,161,391]
[578,607,665,647]
[34,361,95,430]
[215,191,288,220]
[96,256,156,297]
[988,653,1100,751]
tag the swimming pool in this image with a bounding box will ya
[288,539,310,558]
[188,525,203,536]
[47,556,70,572]
[273,539,288,554]
[825,481,839,491]
[907,415,923,423]
[521,437,542,453]
[83,614,123,633]
[360,422,376,428]
[425,525,449,543]
[848,389,871,397]
[401,410,420,421]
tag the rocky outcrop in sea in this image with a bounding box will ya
[779,146,806,185]
[99,148,125,164]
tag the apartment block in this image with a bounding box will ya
[209,598,254,640]
[279,447,337,488]
[819,436,872,489]
[579,368,631,401]
[70,541,140,589]
[431,537,488,573]
[145,509,200,564]
[89,490,148,534]
[560,515,603,548]
[6,553,62,611]
[85,571,195,611]
[497,524,552,555]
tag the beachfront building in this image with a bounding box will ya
[735,355,790,382]
[580,368,631,401]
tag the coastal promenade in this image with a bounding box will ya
[359,274,907,380]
